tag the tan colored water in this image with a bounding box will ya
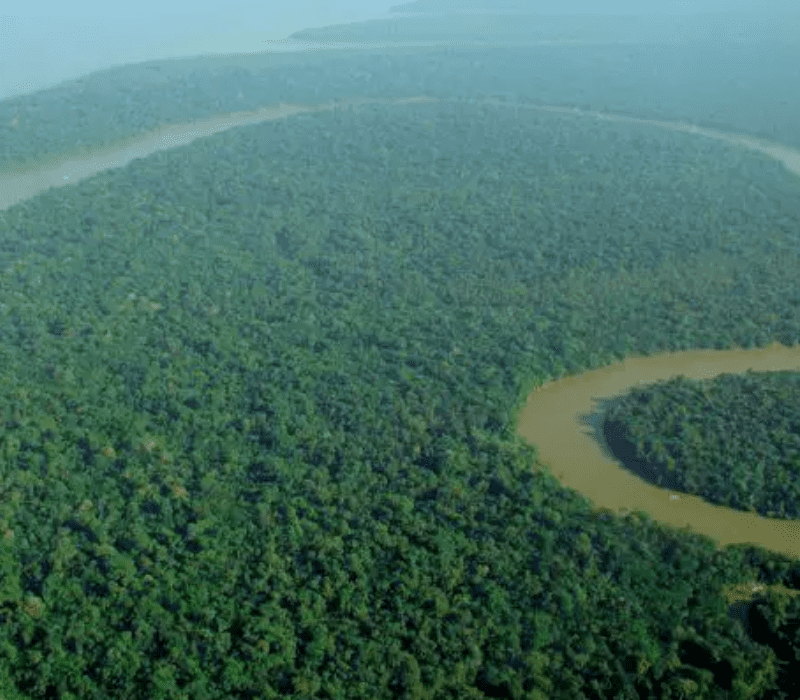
[2,91,799,602]
[516,343,800,561]
[0,96,436,211]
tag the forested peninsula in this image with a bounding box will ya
[603,370,800,520]
[0,43,799,699]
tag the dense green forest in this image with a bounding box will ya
[602,371,800,519]
[0,41,799,699]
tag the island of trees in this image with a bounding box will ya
[603,370,800,520]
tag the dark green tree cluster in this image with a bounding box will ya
[602,370,800,518]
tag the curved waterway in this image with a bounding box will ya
[2,93,799,212]
[2,92,800,601]
[516,343,800,561]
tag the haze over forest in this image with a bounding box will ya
[0,2,799,698]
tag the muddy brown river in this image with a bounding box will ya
[2,92,799,605]
[516,343,800,561]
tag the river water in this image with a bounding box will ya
[2,92,800,600]
[516,343,800,561]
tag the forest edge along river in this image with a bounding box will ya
[515,343,800,561]
[2,93,800,608]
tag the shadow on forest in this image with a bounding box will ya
[577,394,684,492]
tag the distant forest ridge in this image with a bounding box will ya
[2,41,800,181]
[287,11,800,46]
[388,0,799,14]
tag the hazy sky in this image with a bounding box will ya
[0,0,782,101]
[0,2,408,100]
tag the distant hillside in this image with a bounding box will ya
[388,0,800,13]
[287,10,800,46]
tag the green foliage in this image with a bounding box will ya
[604,370,800,517]
[0,49,799,700]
